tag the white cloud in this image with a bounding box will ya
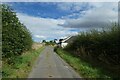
[56,2,91,12]
[3,2,118,41]
[34,35,46,39]
[16,13,78,42]
[59,2,118,28]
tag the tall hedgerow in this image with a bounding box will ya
[64,24,120,77]
[2,4,33,59]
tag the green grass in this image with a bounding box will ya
[56,48,111,79]
[64,25,120,76]
[2,46,45,78]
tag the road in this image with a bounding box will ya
[28,46,81,78]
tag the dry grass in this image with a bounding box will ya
[2,44,45,78]
[56,48,111,78]
[32,42,43,50]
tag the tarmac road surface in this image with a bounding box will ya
[28,46,81,78]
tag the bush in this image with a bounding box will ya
[2,4,33,59]
[64,24,120,77]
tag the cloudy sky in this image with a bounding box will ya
[5,2,118,42]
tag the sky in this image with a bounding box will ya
[4,2,118,42]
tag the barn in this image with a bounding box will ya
[59,36,77,48]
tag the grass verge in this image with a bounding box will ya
[56,48,112,79]
[2,46,45,78]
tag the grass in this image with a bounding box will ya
[64,25,120,76]
[56,48,112,79]
[2,46,45,78]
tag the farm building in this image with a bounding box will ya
[58,36,77,48]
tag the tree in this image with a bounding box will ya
[42,40,46,43]
[49,40,53,43]
[2,4,33,58]
[54,39,57,43]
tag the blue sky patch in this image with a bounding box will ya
[4,2,118,42]
[6,2,92,19]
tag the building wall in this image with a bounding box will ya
[61,42,68,48]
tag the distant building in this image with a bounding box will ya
[63,36,77,43]
[59,36,77,48]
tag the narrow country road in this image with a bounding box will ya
[28,46,81,78]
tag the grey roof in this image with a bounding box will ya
[64,36,77,43]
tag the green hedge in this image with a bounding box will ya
[2,4,33,59]
[64,24,120,77]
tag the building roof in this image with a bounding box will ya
[63,36,77,43]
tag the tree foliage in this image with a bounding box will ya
[64,24,120,77]
[2,4,33,58]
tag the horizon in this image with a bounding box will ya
[4,2,118,42]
